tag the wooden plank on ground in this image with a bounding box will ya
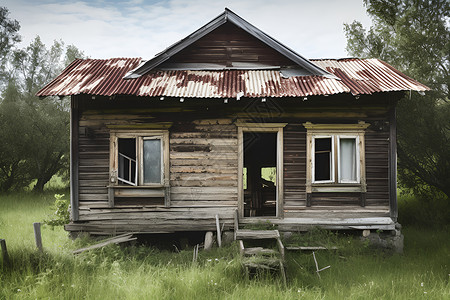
[286,246,338,251]
[72,233,136,255]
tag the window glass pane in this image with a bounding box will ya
[143,139,162,184]
[315,138,331,181]
[339,138,357,181]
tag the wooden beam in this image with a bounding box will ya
[277,127,284,218]
[72,233,136,255]
[237,127,244,219]
[389,106,398,221]
[70,97,80,221]
[306,193,312,207]
[108,187,114,208]
[234,209,239,240]
[360,192,366,207]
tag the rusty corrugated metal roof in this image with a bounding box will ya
[36,58,429,98]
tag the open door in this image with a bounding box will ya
[243,132,277,216]
[238,124,284,218]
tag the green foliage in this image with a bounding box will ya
[0,8,84,192]
[43,194,70,229]
[0,7,20,85]
[398,192,450,228]
[344,0,450,200]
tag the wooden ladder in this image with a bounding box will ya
[234,211,286,284]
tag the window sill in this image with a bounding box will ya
[109,185,166,189]
[108,185,171,208]
[310,183,365,193]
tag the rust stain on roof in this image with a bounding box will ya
[37,58,429,98]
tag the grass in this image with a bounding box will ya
[0,192,449,299]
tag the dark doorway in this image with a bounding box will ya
[243,132,277,217]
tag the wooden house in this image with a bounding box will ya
[37,9,428,236]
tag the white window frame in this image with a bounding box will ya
[311,135,335,184]
[304,122,369,194]
[337,135,360,184]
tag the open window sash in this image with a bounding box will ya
[118,152,138,186]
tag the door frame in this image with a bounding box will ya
[237,123,286,219]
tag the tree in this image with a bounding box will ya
[0,7,20,86]
[0,13,84,192]
[344,0,450,199]
[0,82,33,191]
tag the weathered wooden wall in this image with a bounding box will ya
[163,22,294,67]
[68,94,395,234]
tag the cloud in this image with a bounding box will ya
[3,0,372,59]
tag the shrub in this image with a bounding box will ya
[43,194,70,228]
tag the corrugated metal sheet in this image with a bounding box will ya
[37,58,429,98]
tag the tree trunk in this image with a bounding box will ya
[32,178,47,193]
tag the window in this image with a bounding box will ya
[110,131,169,187]
[312,135,359,184]
[304,122,369,193]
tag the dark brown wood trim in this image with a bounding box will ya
[306,193,312,207]
[70,96,80,221]
[389,105,398,221]
[360,192,366,207]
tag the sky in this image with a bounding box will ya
[3,0,373,60]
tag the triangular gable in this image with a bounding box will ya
[124,8,334,79]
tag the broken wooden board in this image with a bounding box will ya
[73,233,137,255]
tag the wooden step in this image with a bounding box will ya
[235,229,280,240]
[244,247,278,256]
[242,257,282,270]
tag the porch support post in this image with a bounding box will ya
[388,106,398,221]
[70,97,80,221]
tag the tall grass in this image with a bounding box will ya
[398,192,449,228]
[1,193,449,299]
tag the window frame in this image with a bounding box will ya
[304,122,368,194]
[311,135,335,184]
[139,136,165,186]
[337,135,360,184]
[110,130,170,188]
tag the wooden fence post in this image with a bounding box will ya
[0,239,10,266]
[33,222,43,251]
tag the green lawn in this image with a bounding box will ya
[0,192,449,299]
